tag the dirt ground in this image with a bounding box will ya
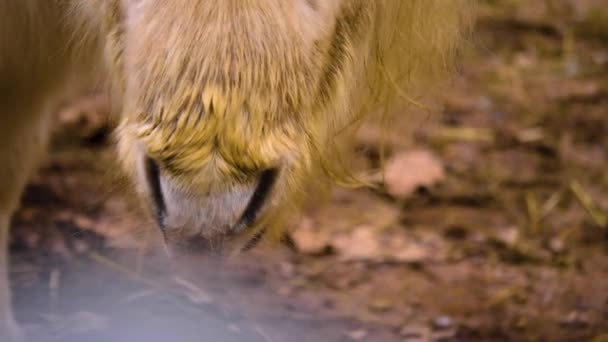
[9,1,608,341]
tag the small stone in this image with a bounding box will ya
[276,286,292,297]
[291,217,330,255]
[432,315,453,330]
[549,238,566,253]
[391,243,429,263]
[49,236,72,258]
[400,324,431,341]
[560,311,589,328]
[21,231,41,249]
[72,239,90,254]
[227,324,240,333]
[384,150,445,199]
[346,329,368,340]
[278,262,296,277]
[496,226,519,246]
[432,329,457,341]
[74,215,96,230]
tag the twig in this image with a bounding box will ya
[87,250,164,288]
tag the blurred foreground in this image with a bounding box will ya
[10,1,608,341]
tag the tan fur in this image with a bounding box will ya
[0,1,473,339]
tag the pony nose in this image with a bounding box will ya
[144,156,167,227]
[231,168,279,233]
[144,156,279,238]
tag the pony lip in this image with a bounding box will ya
[232,168,279,234]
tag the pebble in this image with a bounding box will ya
[346,329,368,341]
[432,315,453,330]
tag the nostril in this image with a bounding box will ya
[145,156,167,227]
[233,168,279,232]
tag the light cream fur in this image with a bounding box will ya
[0,1,473,339]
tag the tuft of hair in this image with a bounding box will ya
[311,0,475,187]
[259,1,476,246]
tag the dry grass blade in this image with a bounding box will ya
[172,276,213,305]
[253,325,276,342]
[432,127,495,143]
[540,191,562,219]
[516,127,545,143]
[570,181,607,229]
[485,285,524,309]
[526,191,540,236]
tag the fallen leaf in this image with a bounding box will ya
[369,298,393,313]
[291,217,331,255]
[332,226,381,261]
[384,150,445,199]
[495,226,520,247]
[385,231,437,263]
[391,243,430,263]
